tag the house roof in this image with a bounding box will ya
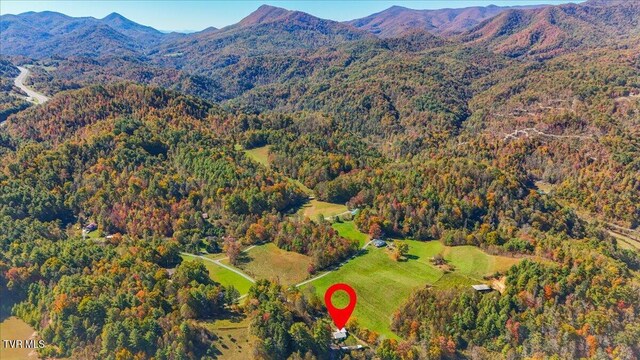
[332,329,347,339]
[372,239,386,247]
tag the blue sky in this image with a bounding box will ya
[1,0,583,32]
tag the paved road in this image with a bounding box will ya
[14,66,50,104]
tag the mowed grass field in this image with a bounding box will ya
[306,223,523,338]
[304,242,444,339]
[442,246,521,281]
[332,221,369,247]
[225,243,312,285]
[180,254,253,295]
[0,317,39,360]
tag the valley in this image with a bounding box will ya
[183,144,529,342]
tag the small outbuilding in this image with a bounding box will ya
[471,284,493,293]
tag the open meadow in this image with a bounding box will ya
[243,145,271,169]
[332,221,369,247]
[224,243,312,285]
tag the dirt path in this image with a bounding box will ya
[325,210,353,220]
[181,251,256,284]
[502,128,593,142]
[614,93,640,102]
[295,271,332,287]
[14,67,49,104]
[534,181,639,249]
[212,258,256,283]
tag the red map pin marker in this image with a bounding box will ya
[324,283,357,330]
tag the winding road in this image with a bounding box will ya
[14,66,50,104]
[502,127,593,142]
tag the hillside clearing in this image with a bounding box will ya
[442,246,521,281]
[302,242,444,339]
[296,199,348,219]
[225,243,312,285]
[243,145,271,169]
[201,316,250,360]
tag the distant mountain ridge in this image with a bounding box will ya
[100,12,165,42]
[345,4,545,38]
[0,11,177,58]
[1,1,637,62]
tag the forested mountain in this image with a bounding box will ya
[462,1,640,58]
[1,1,639,359]
[154,5,372,73]
[100,12,169,44]
[3,1,638,62]
[0,11,176,58]
[3,1,638,230]
[229,41,494,137]
[346,4,541,38]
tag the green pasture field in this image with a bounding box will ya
[180,254,253,295]
[243,145,271,169]
[332,221,369,247]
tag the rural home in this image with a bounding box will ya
[332,328,347,341]
[372,239,386,248]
